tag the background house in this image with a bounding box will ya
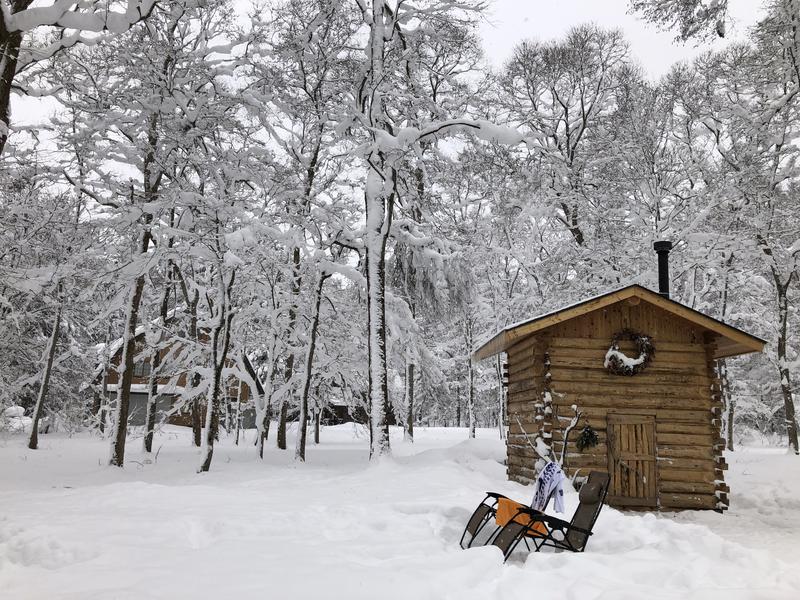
[96,330,263,430]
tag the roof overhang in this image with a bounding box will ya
[472,285,766,362]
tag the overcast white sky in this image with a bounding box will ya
[479,0,764,74]
[12,0,765,127]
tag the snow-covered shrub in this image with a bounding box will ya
[1,406,33,433]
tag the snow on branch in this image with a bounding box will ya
[512,412,551,463]
[417,119,528,146]
[556,404,583,468]
[368,119,533,154]
[5,1,158,34]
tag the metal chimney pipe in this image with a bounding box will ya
[653,240,673,298]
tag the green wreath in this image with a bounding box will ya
[604,329,655,376]
[576,423,599,452]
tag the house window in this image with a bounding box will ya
[133,362,151,378]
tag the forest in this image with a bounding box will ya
[4,2,800,599]
[1,0,799,472]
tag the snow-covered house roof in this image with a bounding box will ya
[473,284,766,362]
[93,322,265,397]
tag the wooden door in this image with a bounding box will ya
[606,414,657,507]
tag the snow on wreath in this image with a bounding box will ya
[603,329,655,376]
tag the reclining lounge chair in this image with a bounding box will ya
[491,470,610,561]
[459,485,557,550]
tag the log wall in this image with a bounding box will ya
[505,300,727,511]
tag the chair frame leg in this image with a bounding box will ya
[501,529,530,562]
[459,498,500,549]
[460,511,493,549]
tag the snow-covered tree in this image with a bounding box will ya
[629,0,729,41]
[0,0,158,156]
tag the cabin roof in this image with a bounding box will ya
[472,284,766,362]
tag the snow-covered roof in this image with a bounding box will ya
[472,284,766,362]
[104,383,186,395]
[95,306,187,359]
[91,308,266,396]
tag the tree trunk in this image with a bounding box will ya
[465,318,475,439]
[362,0,394,460]
[198,366,222,472]
[98,328,111,434]
[776,287,799,454]
[199,271,235,472]
[172,266,203,448]
[143,279,172,453]
[467,357,475,439]
[456,385,461,427]
[404,361,414,442]
[257,355,278,458]
[314,406,320,444]
[0,6,26,159]
[757,238,798,454]
[109,269,148,467]
[365,214,392,458]
[189,294,203,447]
[234,379,243,446]
[727,394,735,452]
[91,389,103,428]
[718,358,734,451]
[718,253,734,451]
[28,302,62,450]
[278,245,303,450]
[191,393,202,446]
[295,274,327,462]
[495,354,506,440]
[110,102,159,465]
[277,394,289,450]
[223,395,232,434]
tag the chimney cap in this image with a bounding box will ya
[653,240,673,252]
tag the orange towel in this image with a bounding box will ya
[496,497,548,536]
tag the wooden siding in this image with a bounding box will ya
[505,333,548,484]
[505,300,726,511]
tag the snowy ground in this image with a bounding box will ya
[1,426,798,600]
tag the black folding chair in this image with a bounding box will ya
[491,471,610,561]
[459,484,560,550]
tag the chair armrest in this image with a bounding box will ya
[512,508,593,536]
[511,506,547,520]
[484,492,510,500]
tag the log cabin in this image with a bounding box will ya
[472,242,766,511]
[94,329,263,429]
